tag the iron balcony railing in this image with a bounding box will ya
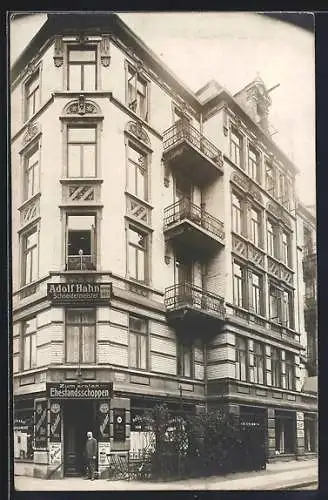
[164,282,225,318]
[163,119,223,166]
[164,199,225,241]
[66,255,96,271]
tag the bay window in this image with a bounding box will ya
[65,309,96,363]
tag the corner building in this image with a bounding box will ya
[11,13,318,478]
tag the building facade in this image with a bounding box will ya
[11,13,318,479]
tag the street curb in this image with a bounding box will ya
[275,480,318,490]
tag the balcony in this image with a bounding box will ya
[164,283,225,326]
[162,120,224,185]
[66,255,96,271]
[164,199,224,255]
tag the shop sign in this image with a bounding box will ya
[49,401,62,442]
[47,382,113,400]
[98,402,110,441]
[47,282,112,304]
[113,408,126,442]
[49,443,62,465]
[98,442,111,466]
[34,399,48,449]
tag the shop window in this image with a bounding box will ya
[21,226,38,286]
[127,141,148,201]
[67,47,97,91]
[271,347,281,388]
[127,225,149,283]
[177,341,193,378]
[23,142,40,202]
[275,411,296,454]
[235,336,247,381]
[65,309,96,363]
[22,317,37,371]
[126,65,148,121]
[14,405,34,461]
[253,342,265,385]
[67,126,97,177]
[304,415,317,453]
[129,315,148,370]
[25,68,40,121]
[230,127,243,168]
[66,214,96,270]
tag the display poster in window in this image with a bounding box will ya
[47,282,112,304]
[49,401,62,442]
[113,408,126,442]
[98,402,110,441]
[34,399,48,449]
[49,443,62,465]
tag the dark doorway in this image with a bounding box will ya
[64,400,97,477]
[239,407,267,471]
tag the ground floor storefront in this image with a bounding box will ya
[14,387,318,479]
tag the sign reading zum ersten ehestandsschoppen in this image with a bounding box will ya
[46,382,113,399]
[47,282,112,303]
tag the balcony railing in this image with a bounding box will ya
[66,255,96,271]
[164,282,225,319]
[163,120,223,167]
[164,199,225,241]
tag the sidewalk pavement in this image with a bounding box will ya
[14,458,318,491]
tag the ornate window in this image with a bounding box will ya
[232,192,243,234]
[126,64,149,121]
[249,207,261,247]
[248,145,260,183]
[281,230,291,267]
[65,214,97,271]
[21,226,38,286]
[25,68,40,121]
[233,262,245,308]
[235,336,247,381]
[127,225,149,283]
[65,309,96,363]
[127,141,148,201]
[271,347,281,388]
[67,126,97,177]
[22,317,37,371]
[253,342,265,385]
[269,283,280,323]
[177,341,193,378]
[129,315,148,370]
[251,271,263,315]
[267,219,279,258]
[23,142,40,202]
[230,127,243,168]
[67,47,97,91]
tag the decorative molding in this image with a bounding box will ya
[232,234,248,259]
[22,122,41,147]
[126,195,150,225]
[53,35,64,67]
[128,282,149,298]
[267,201,282,220]
[64,95,101,115]
[126,120,151,145]
[247,243,265,268]
[231,173,249,192]
[248,185,263,205]
[100,35,111,67]
[20,197,40,227]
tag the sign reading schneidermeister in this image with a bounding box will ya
[47,282,112,304]
[47,382,113,400]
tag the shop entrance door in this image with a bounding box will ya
[64,400,96,477]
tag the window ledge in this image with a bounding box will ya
[125,191,154,210]
[18,192,41,212]
[59,178,103,184]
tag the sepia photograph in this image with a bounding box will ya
[9,11,317,492]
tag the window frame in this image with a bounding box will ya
[66,125,97,178]
[67,45,98,91]
[230,126,243,168]
[281,230,291,267]
[65,212,97,271]
[267,218,279,259]
[128,314,149,371]
[24,68,41,121]
[21,225,39,286]
[271,346,281,388]
[233,261,246,309]
[65,308,96,364]
[248,144,260,183]
[22,141,40,203]
[253,341,265,385]
[250,271,263,316]
[126,139,149,202]
[125,62,150,122]
[285,351,295,391]
[231,192,243,235]
[265,160,276,196]
[249,205,261,247]
[127,224,150,284]
[235,336,247,382]
[21,317,37,371]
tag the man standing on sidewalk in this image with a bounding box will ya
[84,431,98,480]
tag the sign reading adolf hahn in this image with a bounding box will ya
[47,282,112,304]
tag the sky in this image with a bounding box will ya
[118,12,316,207]
[10,12,315,206]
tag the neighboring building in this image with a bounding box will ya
[11,13,318,479]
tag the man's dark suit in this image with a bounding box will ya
[84,437,97,479]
